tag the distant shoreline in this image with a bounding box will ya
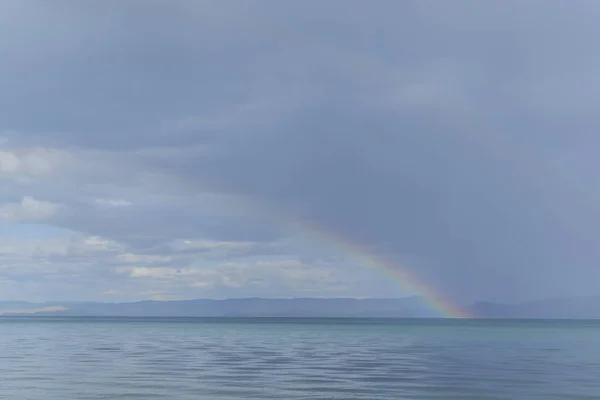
[1,295,600,319]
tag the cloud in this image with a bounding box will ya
[119,259,350,295]
[0,147,64,178]
[0,234,123,270]
[0,196,60,221]
[115,253,173,264]
[1,1,600,302]
[176,240,254,252]
[94,198,133,207]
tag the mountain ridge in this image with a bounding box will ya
[3,295,600,318]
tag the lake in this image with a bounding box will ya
[0,317,598,399]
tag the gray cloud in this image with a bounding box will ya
[1,1,600,302]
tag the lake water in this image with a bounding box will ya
[0,318,599,399]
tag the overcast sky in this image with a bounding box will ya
[1,0,599,303]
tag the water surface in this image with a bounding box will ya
[0,317,598,399]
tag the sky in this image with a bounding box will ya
[1,0,600,304]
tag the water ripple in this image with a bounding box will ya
[0,318,599,399]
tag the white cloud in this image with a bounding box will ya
[116,253,173,264]
[190,280,214,288]
[0,243,17,255]
[119,259,349,293]
[0,148,65,178]
[0,151,19,172]
[122,266,216,279]
[26,235,124,258]
[0,196,60,221]
[94,198,133,207]
[0,234,126,269]
[179,240,254,251]
[76,236,124,254]
[254,260,345,289]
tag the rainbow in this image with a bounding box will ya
[273,112,561,319]
[290,219,472,318]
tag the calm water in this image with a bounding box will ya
[0,318,599,399]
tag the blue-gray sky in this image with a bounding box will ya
[1,0,600,303]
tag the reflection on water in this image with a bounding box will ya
[0,318,599,399]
